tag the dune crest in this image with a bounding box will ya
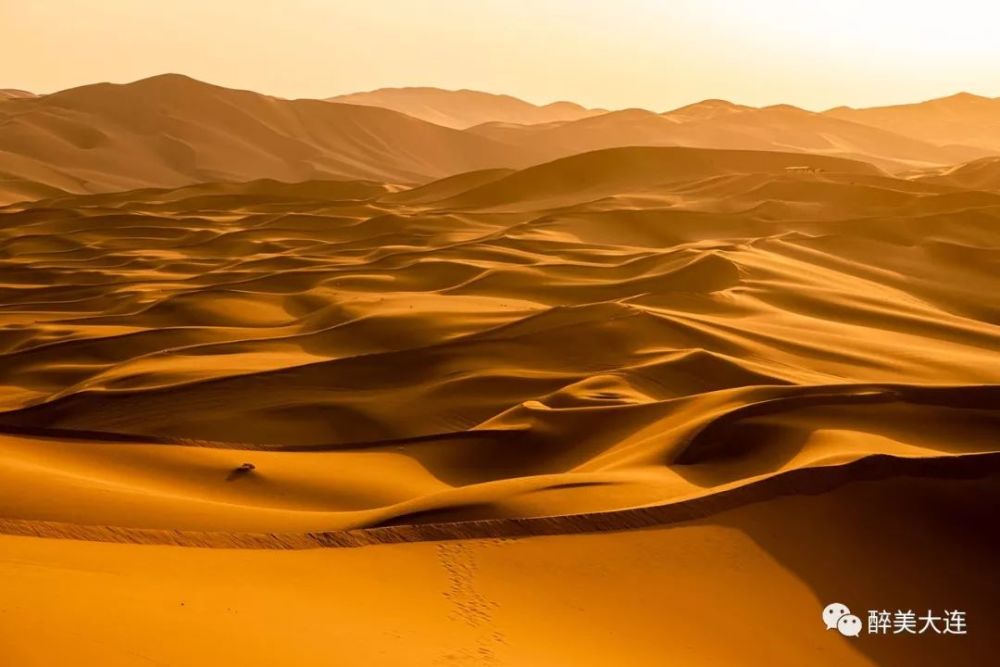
[469,102,989,172]
[0,88,36,99]
[328,86,605,129]
[2,62,999,665]
[1,146,996,539]
[0,74,532,204]
[6,78,1000,207]
[826,91,1000,151]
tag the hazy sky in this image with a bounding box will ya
[4,0,999,110]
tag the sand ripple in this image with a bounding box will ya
[1,147,997,540]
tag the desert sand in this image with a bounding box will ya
[0,76,534,206]
[4,76,999,207]
[827,93,1000,152]
[3,473,996,666]
[328,87,604,129]
[0,77,998,666]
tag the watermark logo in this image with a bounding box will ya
[822,603,967,637]
[822,602,851,630]
[838,614,863,637]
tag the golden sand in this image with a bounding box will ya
[1,77,997,665]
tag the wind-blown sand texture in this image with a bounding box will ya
[1,83,998,664]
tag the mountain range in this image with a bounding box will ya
[1,74,998,205]
[327,86,605,128]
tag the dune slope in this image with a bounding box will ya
[2,471,996,666]
[0,74,531,204]
[0,146,996,536]
[328,86,604,129]
[469,104,986,172]
[1,141,997,665]
[826,92,1000,151]
[0,89,36,100]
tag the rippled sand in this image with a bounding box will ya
[1,145,997,665]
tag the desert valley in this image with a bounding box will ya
[1,70,998,666]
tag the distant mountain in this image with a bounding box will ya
[0,74,533,204]
[825,92,1000,151]
[661,99,752,122]
[4,76,999,207]
[0,89,35,100]
[327,87,604,129]
[468,102,984,172]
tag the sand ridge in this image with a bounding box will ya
[328,87,605,129]
[2,471,996,666]
[1,67,999,663]
[1,146,997,540]
[5,76,1000,207]
[0,75,533,205]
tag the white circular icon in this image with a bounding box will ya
[837,614,862,637]
[822,602,851,630]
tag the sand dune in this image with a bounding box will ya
[827,92,1000,151]
[328,86,604,129]
[661,98,753,121]
[914,155,1000,192]
[2,146,996,538]
[469,102,987,172]
[2,79,998,664]
[0,74,532,204]
[327,85,1000,169]
[5,78,999,209]
[0,88,36,100]
[2,457,996,666]
[433,146,882,209]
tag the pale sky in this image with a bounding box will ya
[4,0,999,111]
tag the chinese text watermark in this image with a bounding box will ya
[823,603,966,637]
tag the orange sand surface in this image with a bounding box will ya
[2,474,996,666]
[1,84,998,664]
